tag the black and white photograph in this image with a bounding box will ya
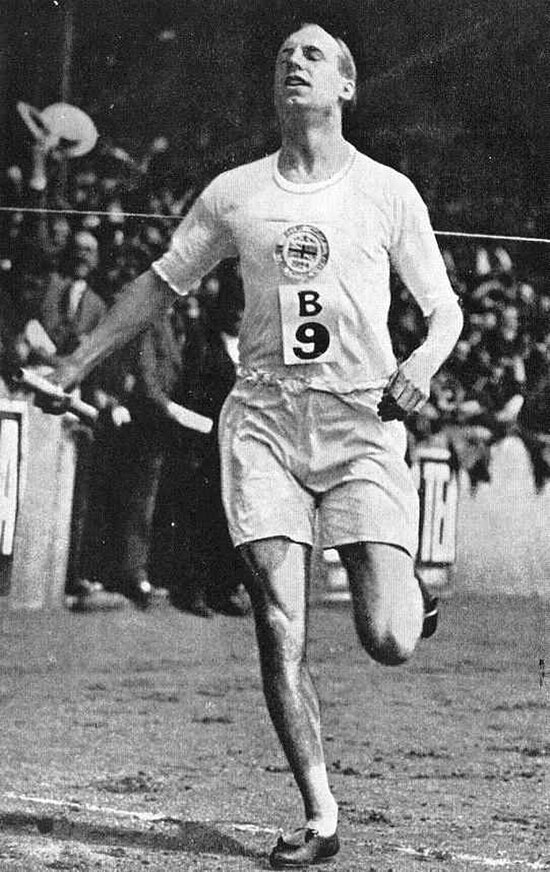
[0,1,548,869]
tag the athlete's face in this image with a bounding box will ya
[274,25,355,117]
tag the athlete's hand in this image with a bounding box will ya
[24,356,86,416]
[33,385,72,416]
[378,361,431,422]
[14,365,69,416]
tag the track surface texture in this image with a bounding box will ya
[0,591,547,871]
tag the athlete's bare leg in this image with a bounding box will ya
[239,538,338,837]
[338,541,423,665]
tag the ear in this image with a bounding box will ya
[340,79,356,104]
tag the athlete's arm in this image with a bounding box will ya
[379,298,463,420]
[52,269,177,391]
[401,297,463,391]
[380,177,464,420]
[50,178,236,393]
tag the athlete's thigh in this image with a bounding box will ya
[338,541,420,635]
[220,391,316,548]
[310,391,419,559]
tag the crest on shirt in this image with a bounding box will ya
[274,225,329,279]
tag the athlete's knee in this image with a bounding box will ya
[240,554,302,648]
[353,584,421,665]
[253,608,306,704]
[340,542,422,665]
[260,599,293,640]
[356,619,416,666]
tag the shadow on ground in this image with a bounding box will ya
[0,810,261,859]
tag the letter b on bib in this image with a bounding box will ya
[298,291,322,318]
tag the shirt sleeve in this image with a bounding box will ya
[152,180,238,295]
[389,177,457,316]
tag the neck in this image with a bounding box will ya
[278,110,349,182]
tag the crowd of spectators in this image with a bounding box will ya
[391,227,550,488]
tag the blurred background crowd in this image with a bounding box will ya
[1,0,549,610]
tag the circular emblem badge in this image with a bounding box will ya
[274,224,329,279]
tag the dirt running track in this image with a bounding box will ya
[0,591,547,871]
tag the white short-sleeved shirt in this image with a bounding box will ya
[153,146,456,394]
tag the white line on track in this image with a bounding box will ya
[0,794,546,868]
[397,846,549,869]
[0,792,277,832]
[2,792,176,822]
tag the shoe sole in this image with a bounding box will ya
[270,855,338,869]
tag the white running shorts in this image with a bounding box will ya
[219,379,419,557]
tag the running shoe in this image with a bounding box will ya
[418,577,439,639]
[269,827,340,868]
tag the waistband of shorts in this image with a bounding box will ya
[236,366,314,393]
[235,366,387,397]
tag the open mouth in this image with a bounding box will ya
[285,75,309,87]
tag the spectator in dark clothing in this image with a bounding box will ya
[83,300,189,608]
[156,280,250,618]
[14,229,116,607]
[69,344,134,608]
[39,231,107,357]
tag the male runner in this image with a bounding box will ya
[47,23,463,867]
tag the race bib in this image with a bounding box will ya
[278,283,340,365]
